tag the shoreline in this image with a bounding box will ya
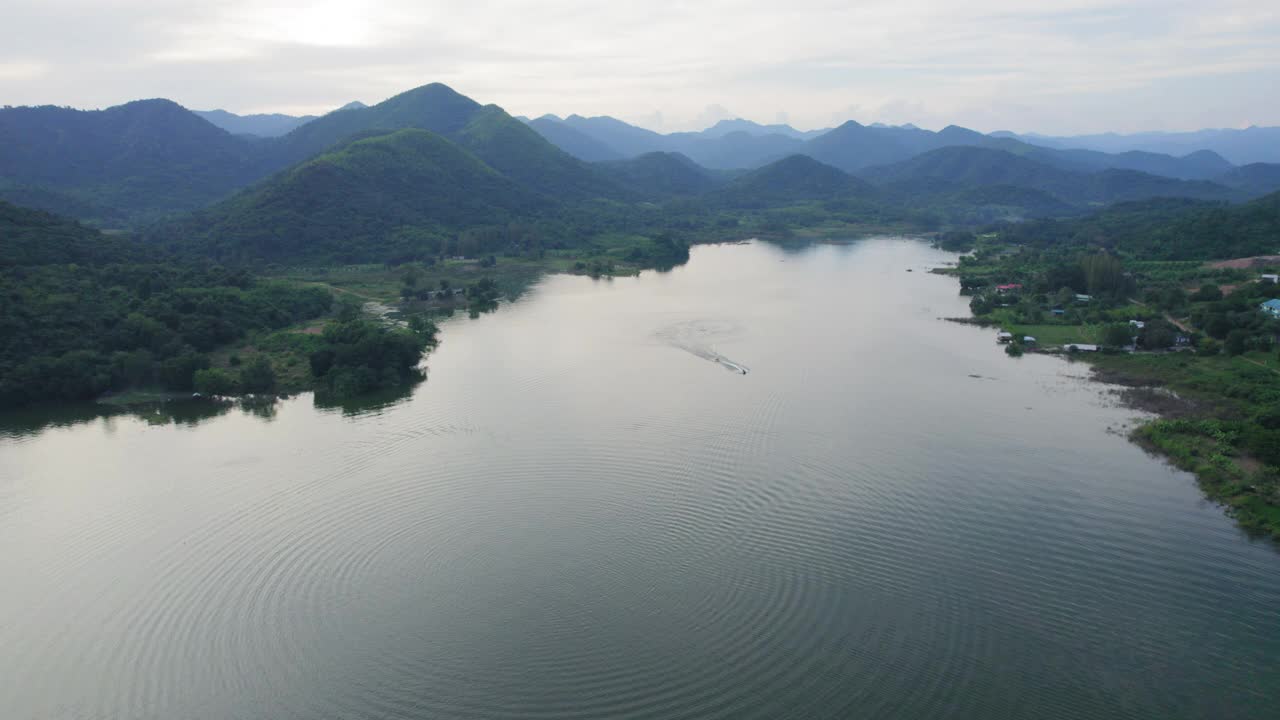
[940,272,1280,542]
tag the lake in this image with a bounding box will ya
[2,238,1278,719]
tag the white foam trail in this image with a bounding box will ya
[656,320,749,375]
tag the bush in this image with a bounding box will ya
[194,368,238,396]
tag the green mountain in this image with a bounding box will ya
[276,83,616,200]
[164,129,546,264]
[0,100,266,221]
[784,121,912,172]
[451,106,618,198]
[714,154,873,208]
[275,84,483,162]
[0,84,618,225]
[597,152,719,198]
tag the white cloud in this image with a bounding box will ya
[0,0,1277,132]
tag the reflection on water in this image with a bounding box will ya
[312,382,418,417]
[0,397,235,438]
[2,238,1278,720]
[1,384,423,436]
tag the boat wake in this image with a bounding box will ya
[656,320,750,375]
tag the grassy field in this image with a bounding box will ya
[1090,350,1280,413]
[1005,323,1101,346]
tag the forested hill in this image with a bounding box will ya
[273,84,618,200]
[991,190,1280,260]
[0,201,144,266]
[597,152,720,199]
[713,155,874,208]
[153,129,549,264]
[274,83,484,162]
[0,100,267,221]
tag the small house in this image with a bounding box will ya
[1261,299,1280,318]
[1075,294,1092,303]
[1129,320,1146,329]
[1023,336,1037,345]
[996,283,1023,294]
[996,331,1014,343]
[1051,308,1065,316]
[1262,274,1279,284]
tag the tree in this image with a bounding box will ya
[1192,284,1223,302]
[238,355,277,393]
[1081,253,1126,297]
[1140,324,1177,350]
[1225,329,1251,356]
[1205,314,1233,339]
[1102,324,1134,348]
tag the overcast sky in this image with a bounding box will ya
[2,0,1278,134]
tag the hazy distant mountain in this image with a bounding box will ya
[559,115,668,157]
[194,109,316,137]
[665,131,804,169]
[527,116,624,162]
[696,119,829,140]
[536,115,804,169]
[994,143,1234,181]
[195,101,368,137]
[0,99,265,220]
[511,110,1250,186]
[802,122,1234,181]
[1003,127,1280,166]
[1215,163,1280,198]
[860,146,1239,207]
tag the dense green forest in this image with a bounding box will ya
[0,202,443,409]
[0,261,332,406]
[989,191,1280,260]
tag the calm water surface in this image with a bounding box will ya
[2,238,1278,719]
